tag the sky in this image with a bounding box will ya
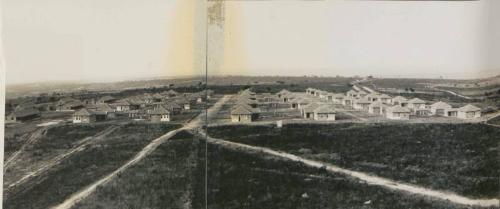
[2,0,499,84]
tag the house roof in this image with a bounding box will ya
[303,102,322,112]
[392,96,407,102]
[369,101,387,108]
[277,89,291,95]
[408,98,426,104]
[231,104,257,115]
[355,98,372,104]
[12,109,40,118]
[378,94,392,99]
[96,104,114,112]
[98,96,115,102]
[431,101,452,109]
[346,90,358,95]
[387,105,411,113]
[314,105,336,114]
[458,104,481,112]
[73,108,105,116]
[149,107,170,115]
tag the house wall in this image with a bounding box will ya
[457,111,481,119]
[73,115,95,123]
[314,113,335,121]
[231,114,252,122]
[387,112,410,120]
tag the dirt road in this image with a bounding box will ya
[51,95,231,209]
[4,127,48,171]
[5,125,120,194]
[203,134,499,208]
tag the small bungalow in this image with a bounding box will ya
[430,101,452,116]
[386,106,411,120]
[357,90,369,98]
[293,98,311,109]
[457,104,481,119]
[333,94,345,104]
[306,88,317,96]
[161,102,183,114]
[301,103,322,119]
[346,90,359,98]
[5,109,41,123]
[149,107,171,122]
[378,94,392,104]
[230,104,259,122]
[127,109,148,120]
[113,99,139,112]
[313,105,336,121]
[368,101,387,115]
[277,89,291,99]
[353,98,372,111]
[342,97,354,107]
[57,99,84,111]
[167,89,178,97]
[175,98,192,110]
[408,98,426,111]
[391,96,408,107]
[366,93,381,102]
[72,109,106,123]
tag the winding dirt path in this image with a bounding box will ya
[4,127,48,170]
[5,126,120,193]
[203,133,499,208]
[51,96,231,209]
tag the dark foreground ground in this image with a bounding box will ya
[71,131,497,209]
[208,123,500,199]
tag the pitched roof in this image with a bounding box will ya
[431,101,452,109]
[387,105,411,113]
[98,96,115,102]
[149,107,170,115]
[13,109,40,117]
[355,98,372,104]
[73,108,98,116]
[314,105,336,114]
[392,96,407,102]
[458,104,480,112]
[277,89,291,95]
[231,105,254,115]
[96,104,114,112]
[303,102,322,112]
[369,101,387,108]
[378,94,392,99]
[408,98,426,104]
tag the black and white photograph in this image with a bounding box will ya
[1,0,499,208]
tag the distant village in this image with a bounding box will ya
[228,86,482,123]
[5,89,214,124]
[5,83,484,125]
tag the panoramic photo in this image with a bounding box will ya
[2,0,499,209]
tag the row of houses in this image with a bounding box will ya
[304,87,482,120]
[230,89,261,122]
[72,90,213,123]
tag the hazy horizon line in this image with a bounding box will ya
[6,72,499,87]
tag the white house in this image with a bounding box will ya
[353,98,372,111]
[430,101,452,116]
[408,98,426,111]
[392,96,408,107]
[457,104,481,119]
[313,105,336,121]
[149,107,171,122]
[368,101,387,115]
[386,106,411,120]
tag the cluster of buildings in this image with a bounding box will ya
[228,87,482,122]
[6,89,214,124]
[302,87,482,120]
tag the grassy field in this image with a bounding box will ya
[4,123,181,209]
[206,142,492,209]
[68,130,493,209]
[72,130,205,209]
[208,123,500,199]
